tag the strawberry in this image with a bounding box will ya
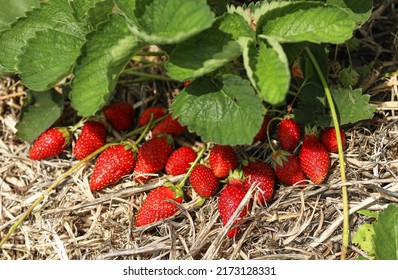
[89,144,135,191]
[277,117,301,152]
[103,102,135,131]
[73,121,107,160]
[183,80,191,87]
[242,160,275,204]
[134,135,173,182]
[152,114,186,136]
[165,146,197,176]
[218,176,248,238]
[320,127,346,153]
[253,115,271,143]
[272,151,306,186]
[138,106,166,127]
[189,164,220,198]
[29,127,70,160]
[209,144,238,178]
[135,186,183,227]
[299,128,330,184]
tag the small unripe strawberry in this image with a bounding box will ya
[89,144,136,191]
[189,164,220,197]
[138,106,166,127]
[277,117,301,152]
[209,144,238,178]
[299,128,330,184]
[135,186,183,227]
[103,102,135,131]
[320,127,346,153]
[73,121,107,160]
[29,127,70,160]
[165,146,197,175]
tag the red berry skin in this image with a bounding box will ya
[273,154,306,186]
[189,164,220,198]
[134,136,173,182]
[152,114,186,136]
[277,118,301,152]
[138,106,166,127]
[218,180,248,238]
[73,121,107,160]
[209,145,238,178]
[29,127,70,160]
[165,146,197,176]
[253,115,271,143]
[320,127,346,153]
[135,186,183,227]
[242,160,275,204]
[299,134,330,184]
[89,144,135,191]
[103,102,135,131]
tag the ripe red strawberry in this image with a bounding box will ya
[218,177,249,238]
[299,129,330,184]
[272,150,306,186]
[253,115,271,143]
[89,144,135,191]
[103,102,135,131]
[183,80,191,87]
[135,186,183,227]
[152,114,186,136]
[277,117,301,152]
[73,121,107,160]
[189,164,220,197]
[138,106,166,127]
[29,127,70,160]
[320,127,346,153]
[242,160,275,204]
[165,146,197,175]
[134,135,173,182]
[209,144,238,178]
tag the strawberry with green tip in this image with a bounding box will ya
[272,151,306,186]
[138,106,166,127]
[89,144,136,191]
[103,102,135,131]
[134,135,173,182]
[135,185,183,227]
[242,159,275,204]
[320,127,346,153]
[189,164,220,198]
[29,127,70,160]
[165,146,197,176]
[277,117,301,152]
[299,127,330,184]
[218,174,249,238]
[73,120,107,160]
[209,144,238,178]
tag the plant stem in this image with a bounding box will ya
[0,142,117,248]
[177,145,207,189]
[135,51,166,57]
[305,47,349,260]
[122,70,175,82]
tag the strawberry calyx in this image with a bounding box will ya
[271,149,292,170]
[58,127,72,148]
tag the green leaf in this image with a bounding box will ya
[0,0,39,31]
[207,0,228,16]
[293,83,326,126]
[0,0,76,72]
[373,204,398,260]
[16,90,64,143]
[327,0,373,26]
[244,36,290,105]
[166,13,254,81]
[258,2,356,44]
[171,74,264,145]
[352,223,375,259]
[71,14,143,117]
[121,0,215,44]
[71,0,115,31]
[357,209,379,219]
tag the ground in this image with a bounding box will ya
[0,0,397,260]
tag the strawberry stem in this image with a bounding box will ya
[305,47,349,260]
[124,113,168,139]
[176,145,207,190]
[266,117,283,153]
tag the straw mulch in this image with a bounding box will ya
[1,0,397,260]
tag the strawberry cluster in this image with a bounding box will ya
[27,101,346,240]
